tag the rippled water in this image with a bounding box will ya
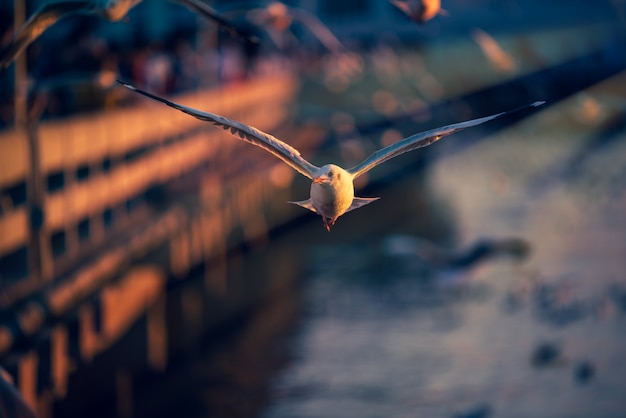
[130,66,626,418]
[261,90,626,418]
[263,238,626,417]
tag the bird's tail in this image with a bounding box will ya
[346,197,380,213]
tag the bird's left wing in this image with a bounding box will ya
[347,101,545,179]
[174,0,259,44]
[117,81,319,179]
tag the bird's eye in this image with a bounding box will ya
[328,171,333,177]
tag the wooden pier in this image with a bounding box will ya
[0,18,624,417]
[0,73,307,417]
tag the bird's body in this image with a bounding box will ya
[309,165,355,226]
[291,164,377,231]
[118,80,544,231]
[389,0,443,24]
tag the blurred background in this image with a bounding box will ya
[0,0,625,417]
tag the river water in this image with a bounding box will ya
[260,75,626,418]
[129,80,626,418]
[132,43,626,418]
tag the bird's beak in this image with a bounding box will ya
[313,175,330,184]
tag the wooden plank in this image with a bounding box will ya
[11,74,297,246]
[100,265,165,349]
[38,121,70,174]
[0,130,28,189]
[26,75,296,178]
[0,208,27,254]
[44,192,67,232]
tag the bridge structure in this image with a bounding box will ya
[0,73,312,417]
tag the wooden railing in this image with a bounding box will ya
[0,74,296,303]
[0,73,300,358]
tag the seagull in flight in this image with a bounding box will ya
[117,80,544,231]
[247,2,346,55]
[0,0,256,70]
[389,0,446,24]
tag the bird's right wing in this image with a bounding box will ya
[118,81,319,179]
[348,101,545,179]
[0,1,90,69]
[289,8,345,54]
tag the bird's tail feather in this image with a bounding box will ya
[288,199,317,214]
[346,197,380,213]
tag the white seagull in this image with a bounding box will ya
[118,80,544,231]
[389,0,447,24]
[0,0,256,70]
[247,2,346,55]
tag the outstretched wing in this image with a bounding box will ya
[174,0,259,44]
[289,8,345,53]
[347,101,545,179]
[118,80,319,179]
[0,1,90,69]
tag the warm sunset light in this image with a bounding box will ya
[0,1,625,417]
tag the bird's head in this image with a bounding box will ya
[313,164,345,187]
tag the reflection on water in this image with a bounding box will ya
[262,217,626,416]
[263,240,514,418]
[260,84,626,417]
[122,71,626,418]
[140,282,302,418]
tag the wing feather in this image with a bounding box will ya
[117,80,319,179]
[348,101,545,179]
[0,1,91,69]
[174,0,259,44]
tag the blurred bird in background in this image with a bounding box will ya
[472,28,516,73]
[389,0,447,24]
[225,2,363,85]
[383,235,531,270]
[0,0,256,70]
[246,2,346,54]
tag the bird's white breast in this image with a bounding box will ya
[310,165,354,219]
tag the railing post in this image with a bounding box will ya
[14,0,50,286]
[25,123,46,284]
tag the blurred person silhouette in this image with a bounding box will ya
[144,44,174,95]
[0,367,38,418]
[0,0,255,70]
